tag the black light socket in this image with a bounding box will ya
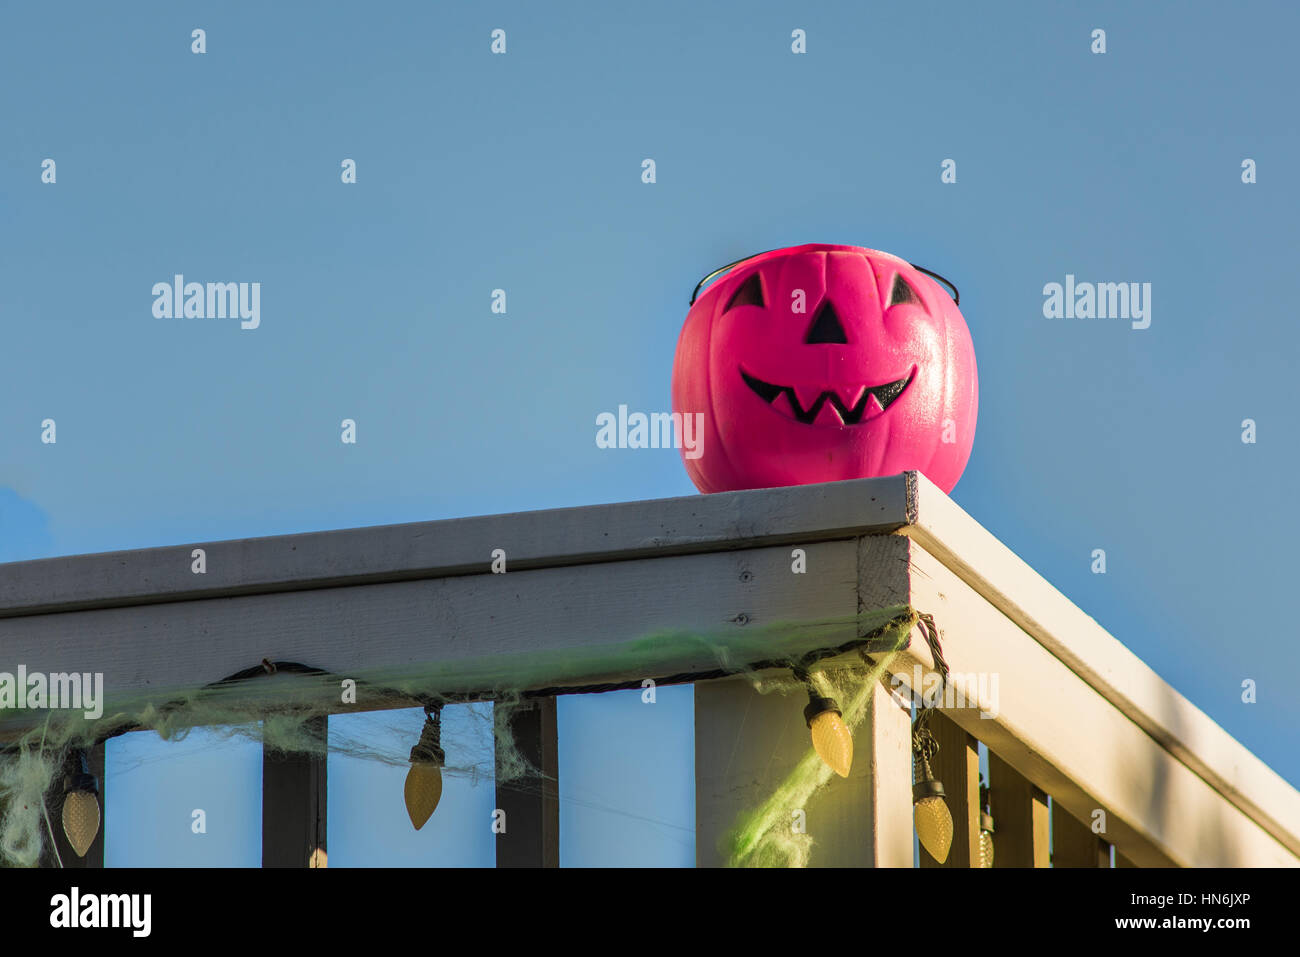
[803,693,841,728]
[409,708,445,766]
[65,749,98,797]
[913,777,947,803]
[913,748,946,803]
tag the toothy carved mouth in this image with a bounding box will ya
[740,367,915,425]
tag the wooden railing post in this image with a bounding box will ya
[1052,801,1110,867]
[261,715,327,868]
[987,750,1050,867]
[862,676,914,867]
[696,673,910,867]
[494,697,559,867]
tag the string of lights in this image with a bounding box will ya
[10,609,989,860]
[905,612,995,865]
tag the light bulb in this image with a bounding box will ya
[60,750,101,858]
[977,781,995,868]
[804,693,852,777]
[978,828,994,868]
[404,761,443,830]
[914,795,953,863]
[61,790,101,858]
[405,705,446,830]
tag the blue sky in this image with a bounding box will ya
[3,1,1298,864]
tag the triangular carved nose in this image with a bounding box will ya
[805,300,848,344]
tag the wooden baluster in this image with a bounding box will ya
[1052,801,1111,867]
[919,710,979,867]
[987,750,1050,867]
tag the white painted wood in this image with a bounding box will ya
[988,750,1050,867]
[694,676,834,867]
[2,469,1297,867]
[886,536,1297,866]
[0,476,913,617]
[907,472,1300,863]
[859,674,914,867]
[694,670,911,867]
[1,541,908,739]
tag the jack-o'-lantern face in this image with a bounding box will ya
[671,243,977,493]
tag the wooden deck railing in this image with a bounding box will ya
[2,472,1297,866]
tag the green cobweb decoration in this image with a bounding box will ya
[721,651,899,868]
[1,609,915,868]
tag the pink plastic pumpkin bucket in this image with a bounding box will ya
[671,243,978,494]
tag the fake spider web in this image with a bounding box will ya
[0,610,914,868]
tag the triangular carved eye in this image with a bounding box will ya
[888,273,920,307]
[724,273,765,311]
